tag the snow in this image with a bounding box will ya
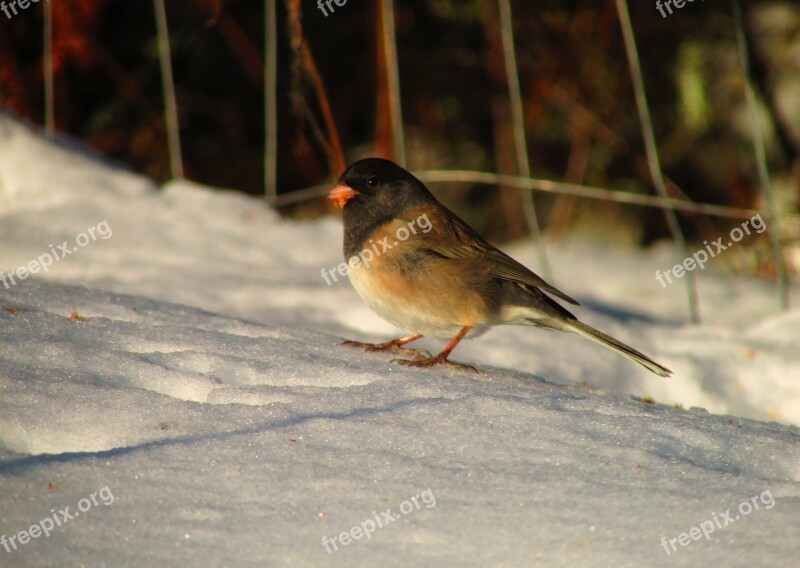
[0,111,798,566]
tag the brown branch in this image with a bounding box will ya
[285,0,345,175]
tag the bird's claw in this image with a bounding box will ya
[342,340,431,358]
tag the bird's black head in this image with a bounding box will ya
[329,158,435,215]
[329,158,437,255]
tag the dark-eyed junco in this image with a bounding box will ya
[329,157,671,376]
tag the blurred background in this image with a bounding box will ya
[1,0,798,279]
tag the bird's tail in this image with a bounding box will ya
[565,320,672,377]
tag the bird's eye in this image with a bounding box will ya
[366,176,378,187]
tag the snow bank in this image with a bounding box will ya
[1,112,798,566]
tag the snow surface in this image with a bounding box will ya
[0,111,798,566]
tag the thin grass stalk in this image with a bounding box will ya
[616,0,699,322]
[265,0,278,203]
[732,0,789,310]
[286,0,345,174]
[380,0,406,167]
[43,0,54,140]
[417,171,774,220]
[301,40,345,173]
[275,170,800,229]
[153,0,184,179]
[498,0,551,280]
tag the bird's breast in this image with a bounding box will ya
[345,222,495,338]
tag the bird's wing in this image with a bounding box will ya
[415,206,580,306]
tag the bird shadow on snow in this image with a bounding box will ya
[577,297,679,326]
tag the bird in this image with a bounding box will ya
[328,157,672,377]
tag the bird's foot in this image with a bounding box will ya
[342,339,431,358]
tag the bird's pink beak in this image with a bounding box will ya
[328,184,359,209]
